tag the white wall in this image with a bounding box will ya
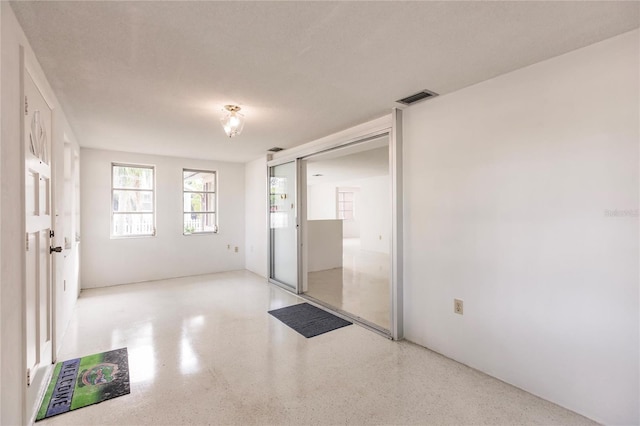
[0,1,4,416]
[81,148,245,288]
[1,3,81,423]
[244,156,268,278]
[403,30,639,426]
[1,8,25,421]
[307,183,337,220]
[358,175,390,254]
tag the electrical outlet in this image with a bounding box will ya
[234,246,239,253]
[454,299,464,315]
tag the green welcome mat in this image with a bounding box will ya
[36,348,130,421]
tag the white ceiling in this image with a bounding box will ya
[307,137,389,185]
[10,1,639,163]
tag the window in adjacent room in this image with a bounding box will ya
[111,163,155,237]
[337,189,355,220]
[183,169,217,235]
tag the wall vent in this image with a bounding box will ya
[396,89,439,106]
[267,147,284,152]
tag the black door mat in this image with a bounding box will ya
[268,303,352,338]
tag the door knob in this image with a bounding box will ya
[50,246,62,254]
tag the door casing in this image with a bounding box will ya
[267,111,403,339]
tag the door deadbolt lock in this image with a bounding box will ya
[50,246,62,254]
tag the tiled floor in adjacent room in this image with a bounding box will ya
[306,238,390,330]
[41,270,595,425]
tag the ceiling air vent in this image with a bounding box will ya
[267,147,284,152]
[396,89,439,106]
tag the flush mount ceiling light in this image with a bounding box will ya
[220,105,245,138]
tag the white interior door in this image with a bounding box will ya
[24,68,54,415]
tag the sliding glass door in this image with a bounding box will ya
[302,135,392,332]
[265,110,403,339]
[269,161,299,291]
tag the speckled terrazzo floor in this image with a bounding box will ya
[39,270,597,425]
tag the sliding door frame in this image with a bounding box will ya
[267,111,403,339]
[390,108,403,340]
[267,159,303,294]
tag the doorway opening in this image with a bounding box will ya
[267,112,403,339]
[302,135,391,332]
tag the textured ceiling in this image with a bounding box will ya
[307,138,389,185]
[307,147,389,186]
[10,1,640,163]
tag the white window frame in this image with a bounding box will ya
[111,163,156,238]
[337,188,356,221]
[183,168,218,235]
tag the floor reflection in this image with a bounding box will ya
[306,238,390,329]
[179,316,203,375]
[127,344,155,384]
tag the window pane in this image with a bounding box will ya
[113,166,153,190]
[184,170,216,192]
[113,190,153,212]
[184,213,217,234]
[270,176,284,191]
[270,212,288,228]
[183,192,215,213]
[112,213,154,236]
[342,192,354,201]
[111,163,155,238]
[343,210,354,220]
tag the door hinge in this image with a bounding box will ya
[25,95,28,116]
[26,368,31,386]
[26,233,29,251]
[50,230,55,238]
